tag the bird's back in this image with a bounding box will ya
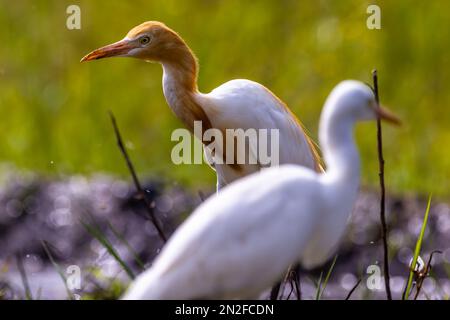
[197,79,322,185]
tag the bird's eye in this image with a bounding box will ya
[139,36,151,45]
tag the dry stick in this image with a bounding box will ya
[280,277,290,300]
[269,281,281,300]
[292,266,302,300]
[274,265,302,300]
[108,111,167,243]
[271,268,295,300]
[285,268,301,300]
[372,70,392,300]
[345,277,362,300]
[413,250,442,300]
[286,280,295,300]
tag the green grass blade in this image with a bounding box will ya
[318,255,338,300]
[15,254,33,300]
[41,240,74,300]
[402,194,432,300]
[107,221,146,270]
[314,271,323,300]
[80,220,135,280]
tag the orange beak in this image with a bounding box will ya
[80,39,134,62]
[375,104,401,125]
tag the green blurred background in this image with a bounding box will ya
[0,0,449,196]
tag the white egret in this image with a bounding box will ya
[81,21,323,190]
[121,80,400,299]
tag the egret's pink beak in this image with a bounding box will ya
[376,105,401,125]
[81,39,134,62]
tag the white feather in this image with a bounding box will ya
[196,79,318,186]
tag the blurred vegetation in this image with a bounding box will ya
[0,0,449,196]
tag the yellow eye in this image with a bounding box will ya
[140,36,151,45]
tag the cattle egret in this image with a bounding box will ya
[81,21,322,190]
[121,80,401,299]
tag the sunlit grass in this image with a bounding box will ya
[80,219,135,280]
[0,1,449,195]
[315,255,338,300]
[402,194,432,300]
[41,240,75,300]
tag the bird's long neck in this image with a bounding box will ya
[319,106,360,190]
[161,47,211,134]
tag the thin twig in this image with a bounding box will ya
[270,264,299,300]
[372,70,392,300]
[402,280,416,300]
[413,250,442,300]
[284,267,301,300]
[269,281,281,300]
[108,111,167,243]
[280,277,289,300]
[292,266,301,300]
[286,280,294,300]
[15,254,32,300]
[345,277,362,300]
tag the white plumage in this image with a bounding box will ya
[81,21,322,191]
[121,80,400,299]
[194,79,319,187]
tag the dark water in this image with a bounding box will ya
[0,169,449,299]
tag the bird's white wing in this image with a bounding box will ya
[197,79,319,184]
[197,79,320,184]
[122,165,321,299]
